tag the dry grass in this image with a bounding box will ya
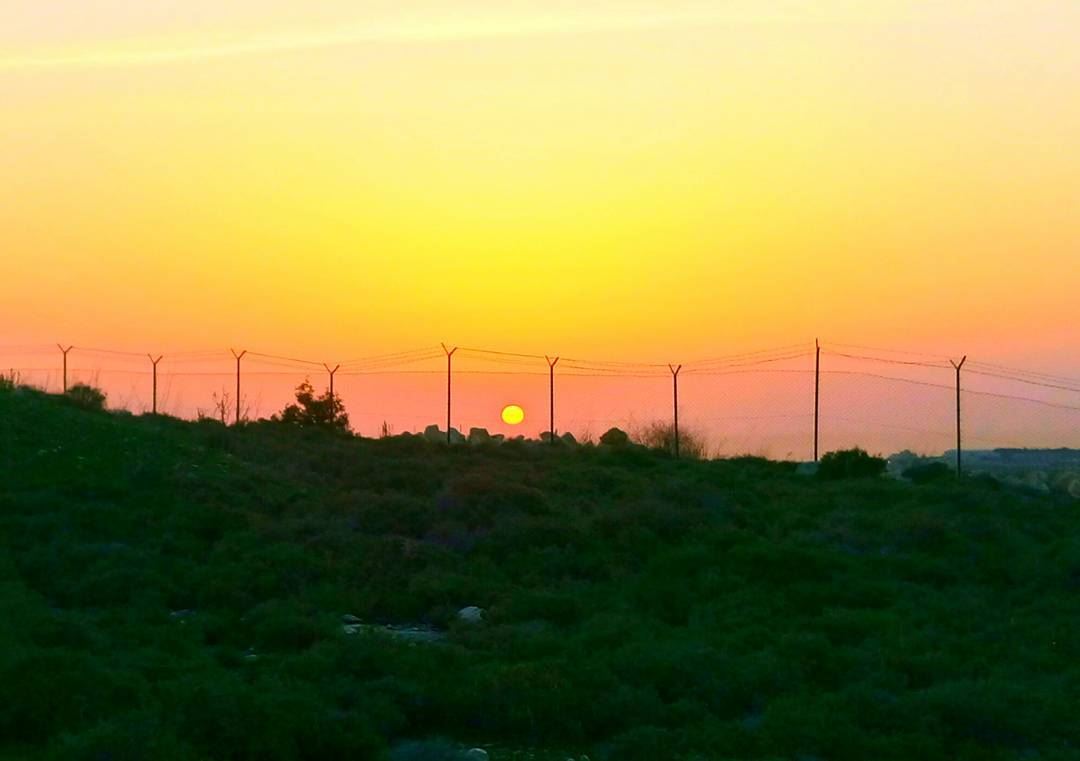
[632,420,711,459]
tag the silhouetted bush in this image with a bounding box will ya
[274,379,349,431]
[903,461,954,484]
[65,383,106,411]
[817,448,886,480]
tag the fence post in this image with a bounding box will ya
[57,344,73,392]
[442,344,457,444]
[148,354,163,414]
[324,363,340,399]
[814,338,821,462]
[546,355,559,444]
[950,355,967,477]
[669,364,682,458]
[230,349,247,425]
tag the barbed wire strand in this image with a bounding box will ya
[821,349,951,369]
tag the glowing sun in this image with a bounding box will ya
[501,404,525,425]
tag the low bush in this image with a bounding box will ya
[64,383,106,411]
[903,461,954,484]
[818,448,887,480]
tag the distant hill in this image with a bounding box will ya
[2,385,1079,760]
[888,448,1080,497]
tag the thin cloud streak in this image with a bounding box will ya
[0,8,744,72]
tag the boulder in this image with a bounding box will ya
[342,614,361,625]
[561,432,578,446]
[423,424,444,443]
[449,427,466,445]
[468,427,491,445]
[464,750,489,761]
[457,606,485,624]
[599,427,630,447]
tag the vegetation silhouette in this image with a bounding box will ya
[272,378,350,431]
[2,383,1079,760]
[63,382,107,411]
[633,421,710,459]
[817,447,887,480]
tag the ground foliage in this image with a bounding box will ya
[1,386,1078,760]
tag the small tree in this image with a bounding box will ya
[274,379,349,431]
[818,447,887,480]
[197,388,248,425]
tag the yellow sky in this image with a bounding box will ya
[2,0,1078,367]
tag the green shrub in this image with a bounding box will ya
[608,725,682,761]
[818,448,886,480]
[44,712,200,761]
[389,739,469,761]
[495,590,582,626]
[437,470,548,529]
[248,599,323,651]
[0,649,148,743]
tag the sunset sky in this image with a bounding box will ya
[1,1,1078,450]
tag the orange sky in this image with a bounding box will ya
[1,1,1078,451]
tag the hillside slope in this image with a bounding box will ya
[1,387,1079,760]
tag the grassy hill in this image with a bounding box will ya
[2,385,1079,760]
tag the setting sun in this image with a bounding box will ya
[501,404,525,425]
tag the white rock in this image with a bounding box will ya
[457,606,485,624]
[464,750,489,761]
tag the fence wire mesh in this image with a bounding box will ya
[2,339,1078,459]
